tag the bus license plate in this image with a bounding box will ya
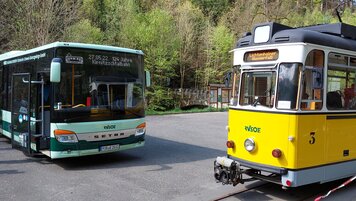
[99,144,120,152]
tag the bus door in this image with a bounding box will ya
[36,72,50,150]
[11,73,32,154]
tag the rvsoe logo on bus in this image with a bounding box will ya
[104,125,116,130]
[244,125,261,133]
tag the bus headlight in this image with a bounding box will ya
[244,138,255,152]
[54,129,78,143]
[135,122,146,136]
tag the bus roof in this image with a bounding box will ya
[0,51,25,61]
[0,42,144,62]
[236,22,356,52]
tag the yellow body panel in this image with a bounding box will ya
[228,109,356,169]
[228,109,293,168]
[326,116,356,163]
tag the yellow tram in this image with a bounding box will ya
[214,22,356,188]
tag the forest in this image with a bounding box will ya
[1,0,356,110]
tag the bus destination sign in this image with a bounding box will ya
[244,50,279,62]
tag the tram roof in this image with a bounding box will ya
[236,22,356,52]
[0,42,144,62]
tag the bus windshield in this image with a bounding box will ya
[239,71,276,108]
[52,48,145,123]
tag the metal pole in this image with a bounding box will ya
[41,77,44,137]
[27,78,45,137]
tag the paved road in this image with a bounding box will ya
[0,112,236,201]
[0,112,355,201]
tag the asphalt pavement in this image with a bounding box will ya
[0,112,238,201]
[0,112,355,201]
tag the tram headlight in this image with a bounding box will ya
[244,138,255,152]
[135,122,146,136]
[54,129,78,143]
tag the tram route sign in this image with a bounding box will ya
[244,49,279,62]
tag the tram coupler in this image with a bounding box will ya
[214,156,243,186]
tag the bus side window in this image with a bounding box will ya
[301,50,324,111]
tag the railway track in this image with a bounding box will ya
[211,182,269,201]
[210,179,354,201]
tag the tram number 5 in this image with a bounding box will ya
[309,132,316,144]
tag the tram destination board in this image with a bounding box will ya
[244,49,279,62]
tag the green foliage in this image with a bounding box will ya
[132,9,180,87]
[341,8,356,25]
[63,19,104,43]
[3,0,356,112]
[81,0,107,31]
[146,86,176,111]
[203,24,234,85]
[191,0,231,24]
[176,1,207,89]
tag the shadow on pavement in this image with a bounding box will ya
[0,169,25,175]
[52,135,225,170]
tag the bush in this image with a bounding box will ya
[146,86,177,111]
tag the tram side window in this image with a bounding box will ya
[327,53,356,110]
[301,50,324,111]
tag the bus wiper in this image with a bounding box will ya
[118,109,142,117]
[64,115,88,122]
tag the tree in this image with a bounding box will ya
[115,8,180,110]
[0,0,14,53]
[1,0,81,50]
[63,19,104,43]
[203,24,234,86]
[175,1,206,93]
[191,0,232,24]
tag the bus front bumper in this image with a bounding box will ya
[50,140,145,159]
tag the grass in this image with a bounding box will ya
[146,107,227,115]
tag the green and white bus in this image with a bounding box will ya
[0,42,150,159]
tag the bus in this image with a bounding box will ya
[0,42,150,159]
[214,22,356,188]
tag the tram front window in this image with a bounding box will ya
[239,71,276,108]
[276,63,302,110]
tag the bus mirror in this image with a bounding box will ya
[145,70,151,87]
[312,69,323,89]
[50,58,62,83]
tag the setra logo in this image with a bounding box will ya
[245,125,261,133]
[104,125,116,130]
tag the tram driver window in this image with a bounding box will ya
[327,53,356,110]
[300,50,324,111]
[276,63,301,110]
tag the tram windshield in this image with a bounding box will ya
[52,48,145,123]
[239,71,276,108]
[276,63,302,110]
[238,63,302,109]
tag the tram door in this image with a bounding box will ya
[11,73,31,154]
